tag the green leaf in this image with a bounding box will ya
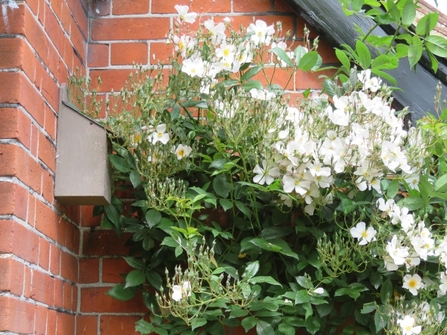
[104,204,119,225]
[146,271,163,290]
[191,318,207,331]
[380,278,393,304]
[248,276,282,287]
[402,0,416,27]
[294,45,308,64]
[271,47,293,67]
[278,323,295,335]
[323,79,337,97]
[408,36,423,68]
[295,290,310,304]
[335,49,351,70]
[399,195,425,211]
[124,256,145,270]
[355,40,371,69]
[244,261,260,279]
[371,54,398,70]
[219,198,233,211]
[242,80,263,91]
[361,302,376,314]
[426,35,447,58]
[386,178,400,198]
[106,284,136,301]
[374,311,387,332]
[256,320,275,335]
[135,319,154,334]
[299,51,319,71]
[241,65,263,81]
[125,269,146,288]
[304,316,320,334]
[235,201,251,218]
[229,305,249,318]
[241,317,257,332]
[109,154,131,172]
[129,170,142,187]
[435,174,447,192]
[419,175,433,202]
[416,12,438,36]
[145,209,162,228]
[371,68,397,85]
[213,176,230,198]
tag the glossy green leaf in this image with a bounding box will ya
[125,269,145,288]
[244,261,260,279]
[399,195,425,211]
[299,51,319,71]
[241,316,257,332]
[416,12,438,36]
[219,198,233,211]
[135,319,154,334]
[191,318,207,331]
[408,36,423,68]
[425,35,447,58]
[278,323,295,335]
[380,278,393,304]
[146,271,162,290]
[213,176,230,198]
[323,78,337,97]
[402,0,416,27]
[104,204,119,225]
[109,154,131,172]
[256,320,275,335]
[435,174,447,192]
[294,45,308,64]
[145,209,162,228]
[124,256,146,270]
[271,47,293,67]
[241,65,263,81]
[355,40,371,69]
[106,284,136,301]
[129,170,142,187]
[248,276,282,287]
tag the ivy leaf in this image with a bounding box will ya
[145,209,162,228]
[125,270,146,288]
[425,35,447,58]
[106,284,136,301]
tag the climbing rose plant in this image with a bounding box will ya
[74,3,447,335]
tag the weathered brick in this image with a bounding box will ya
[30,269,55,305]
[76,315,98,335]
[0,257,24,296]
[89,69,133,92]
[79,258,100,283]
[38,237,51,271]
[57,312,76,335]
[61,250,78,283]
[0,296,35,333]
[0,182,28,220]
[0,108,32,149]
[88,43,109,67]
[35,200,58,241]
[82,230,131,256]
[234,0,272,13]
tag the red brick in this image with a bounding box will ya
[30,269,55,305]
[47,309,57,334]
[71,21,87,64]
[0,296,35,333]
[80,287,146,313]
[90,0,111,16]
[50,244,61,276]
[79,258,100,283]
[61,250,78,283]
[42,71,59,111]
[53,277,64,309]
[152,0,230,13]
[35,200,58,240]
[44,2,64,55]
[89,69,134,92]
[15,224,39,264]
[0,108,32,149]
[0,257,24,296]
[234,0,271,12]
[38,237,51,270]
[67,0,89,37]
[111,42,148,65]
[150,42,174,64]
[35,304,48,335]
[273,0,293,12]
[0,72,45,127]
[112,0,148,15]
[30,124,39,156]
[82,230,131,256]
[296,69,335,90]
[62,205,81,225]
[91,17,170,41]
[80,205,101,227]
[253,67,296,90]
[0,182,28,220]
[38,132,56,172]
[76,315,98,335]
[44,104,57,140]
[0,220,14,252]
[0,4,25,34]
[100,315,140,335]
[63,281,74,310]
[0,144,42,193]
[88,44,109,67]
[102,258,132,283]
[57,312,76,335]
[317,39,339,64]
[0,38,38,83]
[41,170,54,203]
[28,193,36,224]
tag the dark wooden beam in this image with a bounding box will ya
[284,0,447,120]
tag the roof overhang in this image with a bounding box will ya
[284,0,447,120]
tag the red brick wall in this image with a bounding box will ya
[0,0,86,332]
[0,0,336,334]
